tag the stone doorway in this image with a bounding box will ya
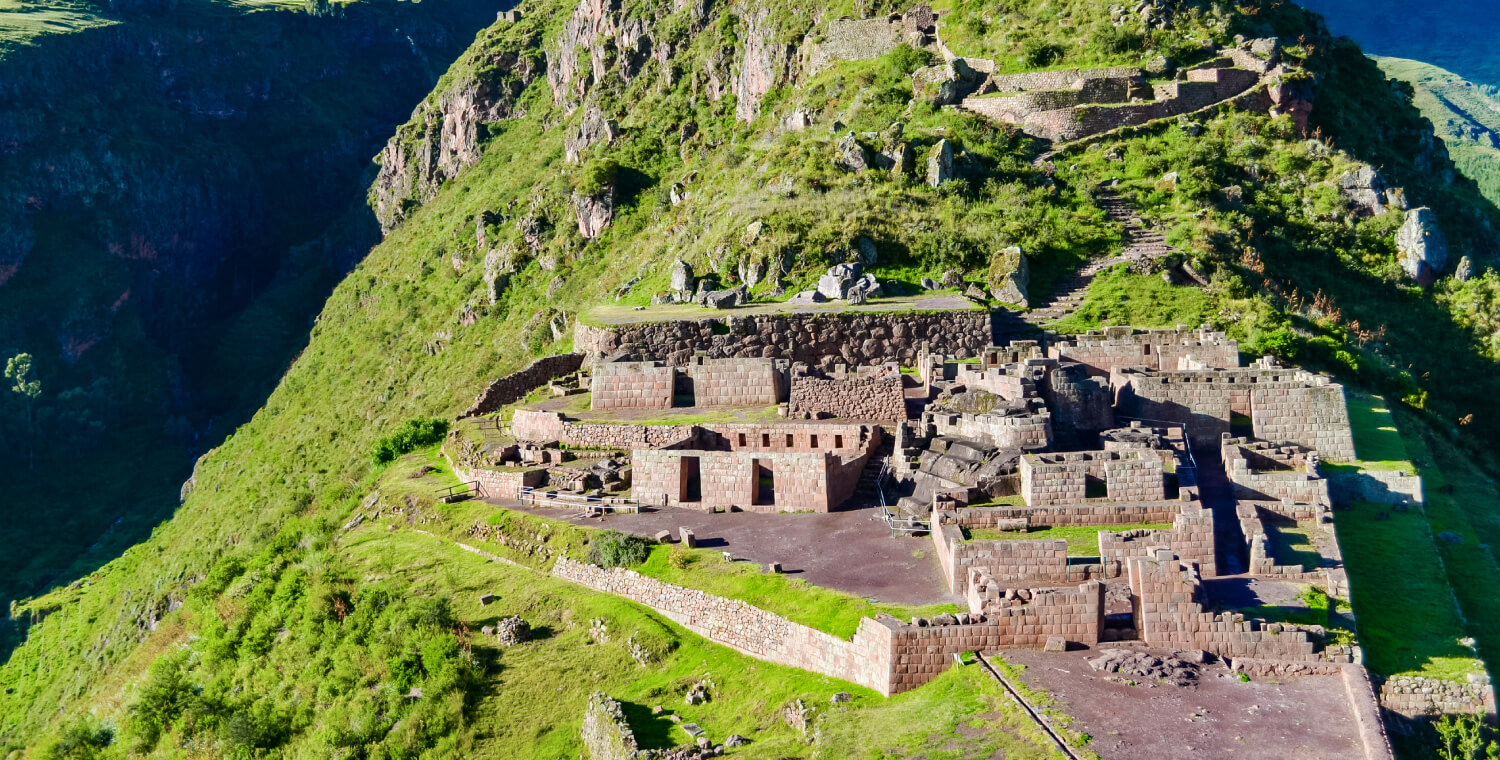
[679,456,701,503]
[753,459,775,506]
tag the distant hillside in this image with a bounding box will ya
[1376,57,1500,207]
[1297,0,1500,86]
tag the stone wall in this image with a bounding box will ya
[581,692,639,760]
[1098,498,1217,578]
[1047,326,1239,376]
[1129,551,1343,662]
[511,409,693,449]
[467,466,547,499]
[687,357,784,407]
[932,522,1096,593]
[552,556,895,693]
[806,16,902,74]
[459,353,585,419]
[1020,450,1165,506]
[788,365,905,422]
[1326,467,1424,506]
[956,501,1182,529]
[590,361,676,410]
[1043,362,1114,445]
[631,448,856,512]
[927,408,1053,451]
[1378,674,1498,720]
[575,310,992,369]
[1113,366,1356,458]
[982,66,1144,94]
[554,556,1103,696]
[1223,438,1331,504]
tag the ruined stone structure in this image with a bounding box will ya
[787,363,906,422]
[575,310,992,369]
[458,353,585,419]
[581,692,640,760]
[1047,325,1240,376]
[590,357,784,410]
[1112,365,1357,457]
[1223,437,1330,505]
[960,42,1286,143]
[1020,450,1166,506]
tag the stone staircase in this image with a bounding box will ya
[854,435,898,504]
[1012,190,1176,328]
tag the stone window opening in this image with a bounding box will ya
[1085,474,1108,499]
[761,433,770,447]
[753,459,775,506]
[835,434,844,448]
[786,434,794,447]
[738,433,747,447]
[810,434,819,448]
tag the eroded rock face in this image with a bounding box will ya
[565,105,621,162]
[927,138,955,187]
[734,9,787,123]
[1338,165,1388,216]
[373,49,541,233]
[1396,206,1448,284]
[547,0,655,112]
[573,188,616,238]
[835,133,872,172]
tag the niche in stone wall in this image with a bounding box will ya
[753,459,775,506]
[674,373,696,407]
[1085,474,1108,499]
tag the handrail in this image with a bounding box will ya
[876,455,932,536]
[439,480,481,503]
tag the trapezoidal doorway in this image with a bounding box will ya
[753,459,775,506]
[679,456,701,503]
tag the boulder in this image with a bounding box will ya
[670,259,695,293]
[856,236,879,266]
[1396,207,1448,284]
[926,139,955,188]
[1338,165,1389,216]
[835,133,872,172]
[817,262,863,300]
[784,109,812,131]
[573,190,615,239]
[700,284,748,309]
[987,246,1030,306]
[920,276,939,290]
[940,269,964,289]
[786,290,828,305]
[1455,255,1475,282]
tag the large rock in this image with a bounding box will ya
[926,139,954,188]
[835,132,872,172]
[670,259,695,293]
[573,190,615,239]
[987,246,1030,306]
[911,60,981,106]
[700,284,749,309]
[564,105,621,163]
[1338,165,1389,216]
[817,262,863,300]
[1396,207,1448,284]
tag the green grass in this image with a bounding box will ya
[1346,393,1414,468]
[1335,500,1481,680]
[1265,521,1323,569]
[965,523,1173,556]
[965,494,1027,507]
[636,545,960,639]
[1228,586,1356,647]
[1049,265,1215,333]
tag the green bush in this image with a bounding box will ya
[371,418,449,464]
[588,530,652,568]
[1022,40,1064,68]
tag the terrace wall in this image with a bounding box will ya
[575,310,992,369]
[1020,450,1165,506]
[1047,326,1240,376]
[788,365,905,422]
[589,361,675,410]
[459,353,586,419]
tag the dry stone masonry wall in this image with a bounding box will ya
[459,353,585,418]
[1047,325,1239,376]
[581,692,640,760]
[576,311,991,369]
[787,365,905,422]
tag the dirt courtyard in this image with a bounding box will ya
[487,499,959,607]
[1004,648,1370,760]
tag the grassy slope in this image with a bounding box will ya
[1376,57,1500,207]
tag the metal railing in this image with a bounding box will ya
[439,480,480,503]
[876,456,931,536]
[516,486,640,513]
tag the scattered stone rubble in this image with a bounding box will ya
[1088,648,1201,687]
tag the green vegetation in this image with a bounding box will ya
[588,530,653,569]
[1265,522,1323,569]
[370,417,450,464]
[1228,586,1356,647]
[966,523,1173,556]
[1050,266,1216,333]
[1346,393,1415,467]
[1376,57,1500,207]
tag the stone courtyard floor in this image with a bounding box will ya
[483,499,960,607]
[1004,648,1369,760]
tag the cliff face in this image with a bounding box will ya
[0,0,502,609]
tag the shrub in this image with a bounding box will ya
[371,418,449,464]
[667,546,694,569]
[1022,40,1064,68]
[588,531,652,568]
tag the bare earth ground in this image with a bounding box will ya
[487,500,961,607]
[1004,649,1367,760]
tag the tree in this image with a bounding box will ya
[5,352,42,472]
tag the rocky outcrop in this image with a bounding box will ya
[835,133,873,172]
[927,139,954,187]
[987,246,1030,306]
[547,0,656,112]
[733,9,787,123]
[565,105,621,163]
[574,188,616,239]
[1396,207,1448,284]
[1338,165,1390,216]
[374,42,542,233]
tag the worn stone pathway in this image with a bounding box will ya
[1014,190,1176,328]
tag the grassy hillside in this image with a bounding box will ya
[1376,57,1500,206]
[5,0,1500,755]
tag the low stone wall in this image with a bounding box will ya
[581,692,639,760]
[956,501,1182,528]
[466,466,547,499]
[511,409,693,448]
[1224,440,1330,505]
[1047,326,1240,376]
[576,310,992,369]
[927,408,1053,451]
[982,66,1144,94]
[788,365,905,422]
[459,353,585,419]
[1326,467,1424,506]
[1099,499,1217,578]
[1378,674,1498,720]
[1130,552,1346,662]
[590,361,676,410]
[1020,450,1165,506]
[932,522,1096,593]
